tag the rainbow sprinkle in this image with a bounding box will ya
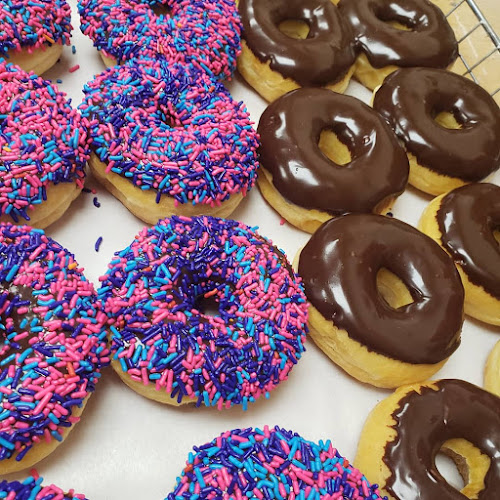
[0,474,86,499]
[0,223,109,463]
[78,0,241,81]
[0,0,72,57]
[0,62,88,223]
[167,426,387,499]
[99,216,308,409]
[79,59,259,208]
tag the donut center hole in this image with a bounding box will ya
[278,19,310,40]
[195,294,221,317]
[150,2,171,17]
[318,129,351,166]
[374,9,416,31]
[376,268,414,309]
[433,111,462,130]
[435,450,465,491]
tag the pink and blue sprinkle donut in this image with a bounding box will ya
[79,58,259,214]
[0,0,72,58]
[0,223,109,470]
[78,0,241,81]
[0,474,87,499]
[99,216,308,409]
[167,426,387,499]
[0,61,88,225]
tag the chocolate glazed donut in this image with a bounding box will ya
[258,88,409,218]
[238,0,355,86]
[374,68,500,184]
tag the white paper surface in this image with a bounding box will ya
[3,4,499,498]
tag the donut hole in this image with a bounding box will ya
[376,268,414,309]
[435,450,465,491]
[150,1,171,17]
[195,293,222,317]
[278,19,310,40]
[433,110,463,130]
[318,129,351,166]
[374,8,417,31]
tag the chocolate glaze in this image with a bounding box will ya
[437,183,500,299]
[338,0,458,68]
[384,379,500,499]
[298,214,464,364]
[239,0,355,86]
[374,68,500,181]
[257,88,409,215]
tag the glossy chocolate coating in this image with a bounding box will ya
[374,68,500,181]
[298,214,464,364]
[239,0,355,86]
[437,183,500,299]
[338,0,458,68]
[384,379,500,499]
[258,88,409,215]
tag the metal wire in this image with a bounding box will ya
[446,0,500,96]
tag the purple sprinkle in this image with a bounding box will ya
[93,196,101,208]
[95,236,103,252]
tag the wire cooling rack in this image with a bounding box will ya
[442,0,500,103]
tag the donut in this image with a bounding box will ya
[79,58,259,224]
[355,379,500,499]
[0,474,86,499]
[167,426,387,499]
[0,223,109,474]
[257,88,409,233]
[78,0,241,81]
[99,215,308,409]
[296,213,464,388]
[338,0,458,90]
[0,0,72,75]
[419,183,500,326]
[373,68,500,196]
[237,0,356,102]
[485,341,500,398]
[0,61,88,229]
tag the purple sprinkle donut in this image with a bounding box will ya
[167,426,387,499]
[98,216,308,410]
[0,223,109,473]
[0,474,87,499]
[78,0,241,81]
[79,58,259,223]
[0,62,89,227]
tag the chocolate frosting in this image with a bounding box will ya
[374,68,500,181]
[338,0,458,68]
[298,214,464,364]
[238,0,355,86]
[437,183,500,299]
[384,379,500,499]
[257,88,409,215]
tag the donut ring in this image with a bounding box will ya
[373,68,500,196]
[0,0,72,75]
[78,0,241,81]
[485,341,500,398]
[0,474,86,499]
[0,223,109,474]
[419,183,500,325]
[338,0,457,89]
[237,0,356,102]
[0,62,88,229]
[257,88,409,233]
[356,379,500,499]
[99,216,308,409]
[79,59,259,223]
[167,426,387,499]
[297,214,464,388]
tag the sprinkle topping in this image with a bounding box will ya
[0,223,109,462]
[167,426,387,499]
[0,62,88,223]
[0,474,86,499]
[80,59,259,208]
[99,216,308,409]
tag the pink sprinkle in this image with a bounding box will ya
[68,64,80,73]
[280,218,286,226]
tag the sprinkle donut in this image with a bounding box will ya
[0,62,88,228]
[99,216,308,409]
[0,0,72,75]
[0,474,87,499]
[78,0,241,81]
[80,59,259,224]
[0,223,109,474]
[167,426,387,499]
